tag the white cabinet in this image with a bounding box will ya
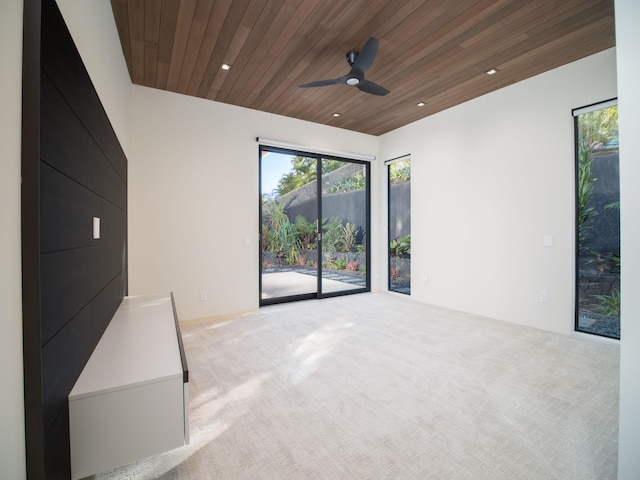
[69,294,189,480]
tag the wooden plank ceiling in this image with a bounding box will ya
[110,0,615,136]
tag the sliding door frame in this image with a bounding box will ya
[259,145,371,305]
[319,155,371,300]
[259,145,320,305]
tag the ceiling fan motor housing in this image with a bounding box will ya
[346,68,364,85]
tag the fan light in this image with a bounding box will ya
[346,77,360,86]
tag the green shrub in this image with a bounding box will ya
[595,290,621,317]
[390,234,411,257]
[263,198,300,263]
[341,223,359,253]
[294,215,317,249]
[326,171,366,193]
[322,218,344,253]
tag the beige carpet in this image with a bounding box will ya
[95,293,619,480]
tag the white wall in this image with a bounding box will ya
[379,48,618,334]
[130,87,379,320]
[56,0,132,156]
[0,0,26,478]
[615,0,640,478]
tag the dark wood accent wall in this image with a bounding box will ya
[22,0,128,477]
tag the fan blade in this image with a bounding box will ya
[352,37,379,72]
[357,79,389,96]
[299,79,338,88]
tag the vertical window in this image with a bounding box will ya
[574,100,619,339]
[387,156,411,294]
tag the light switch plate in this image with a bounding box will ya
[93,217,100,239]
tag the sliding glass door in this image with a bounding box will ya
[259,146,370,305]
[320,158,369,295]
[260,150,319,301]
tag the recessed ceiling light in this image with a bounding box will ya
[333,113,340,117]
[221,63,231,71]
[416,102,426,107]
[485,68,499,75]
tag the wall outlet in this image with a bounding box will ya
[538,291,548,303]
[421,274,429,284]
[200,291,207,302]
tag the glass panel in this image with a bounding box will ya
[576,104,620,339]
[388,158,411,294]
[320,159,368,295]
[261,151,319,301]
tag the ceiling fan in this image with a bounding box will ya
[299,37,390,96]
